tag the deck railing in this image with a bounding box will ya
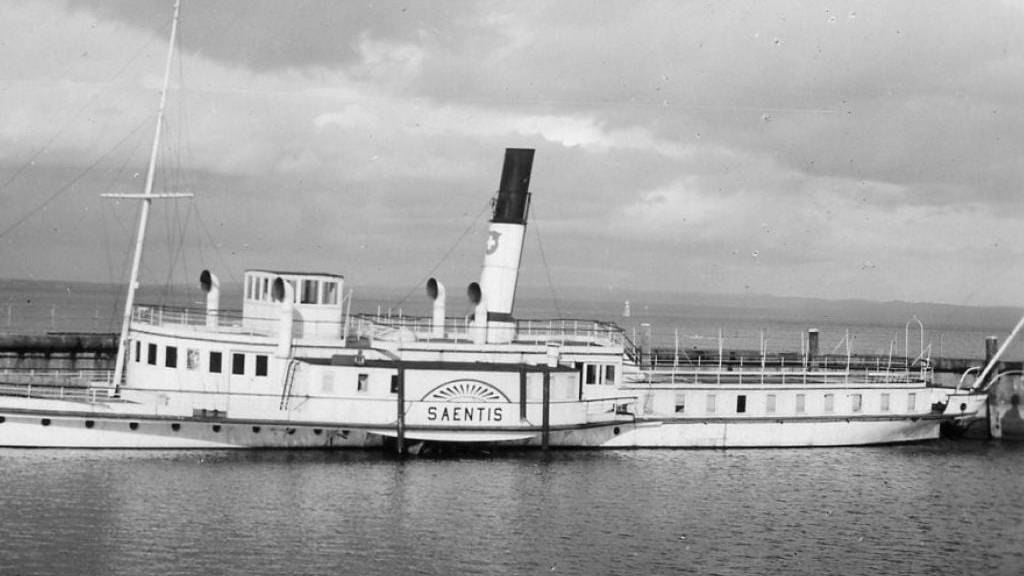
[354,314,628,347]
[636,362,933,386]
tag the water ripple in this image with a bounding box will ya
[1,441,1023,575]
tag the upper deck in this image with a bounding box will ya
[352,313,629,350]
[129,306,630,351]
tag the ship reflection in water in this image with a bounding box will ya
[2,442,1022,575]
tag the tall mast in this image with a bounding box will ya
[105,0,191,388]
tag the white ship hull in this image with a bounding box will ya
[0,396,941,449]
[551,415,940,448]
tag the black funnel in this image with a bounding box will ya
[492,148,534,224]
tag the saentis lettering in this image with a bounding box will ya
[426,405,504,423]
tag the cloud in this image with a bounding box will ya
[3,0,1024,307]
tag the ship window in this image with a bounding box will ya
[262,277,269,301]
[851,393,863,413]
[165,346,178,368]
[824,393,835,413]
[323,281,338,305]
[129,422,139,430]
[187,349,200,370]
[796,394,806,414]
[252,426,261,433]
[881,393,890,412]
[357,373,368,392]
[245,276,252,300]
[135,341,141,363]
[321,371,334,394]
[84,420,95,429]
[585,364,597,385]
[390,374,399,394]
[41,418,51,426]
[604,365,616,385]
[171,423,180,431]
[209,351,223,373]
[232,353,245,375]
[301,279,318,304]
[255,355,268,377]
[706,394,717,414]
[147,343,157,365]
[766,394,777,414]
[736,395,747,413]
[674,393,686,413]
[908,393,917,412]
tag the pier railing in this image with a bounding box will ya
[0,374,119,403]
[0,367,113,387]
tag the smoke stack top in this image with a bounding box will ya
[491,148,534,224]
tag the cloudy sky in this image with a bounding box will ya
[2,0,1023,308]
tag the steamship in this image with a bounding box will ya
[0,140,955,448]
[0,1,961,449]
[0,143,953,448]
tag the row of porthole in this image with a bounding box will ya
[0,417,325,436]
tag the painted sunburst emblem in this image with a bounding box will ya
[423,379,509,403]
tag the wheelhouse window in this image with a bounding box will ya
[255,355,268,377]
[209,351,223,374]
[585,364,597,385]
[390,374,399,394]
[134,341,141,363]
[604,365,616,385]
[357,373,369,392]
[323,281,338,305]
[301,279,318,304]
[147,343,157,365]
[187,349,200,370]
[232,353,245,375]
[165,346,178,368]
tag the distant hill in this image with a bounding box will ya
[3,277,1020,337]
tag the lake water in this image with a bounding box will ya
[1,441,1022,575]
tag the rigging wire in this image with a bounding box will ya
[98,143,140,283]
[191,203,239,286]
[0,119,151,241]
[395,197,493,308]
[530,212,563,318]
[98,140,147,329]
[0,35,157,198]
